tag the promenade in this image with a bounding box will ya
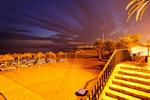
[0,58,101,100]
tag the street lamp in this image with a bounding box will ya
[75,51,80,61]
[144,42,150,65]
[65,52,67,62]
[145,42,150,55]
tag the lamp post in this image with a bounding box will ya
[145,42,150,55]
[102,32,105,45]
[145,42,150,64]
[75,51,80,61]
[148,46,149,56]
[65,52,67,62]
[75,51,77,61]
[17,56,20,72]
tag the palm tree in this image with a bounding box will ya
[94,39,105,60]
[46,52,56,59]
[104,40,116,52]
[57,52,65,59]
[126,0,150,22]
[1,54,14,62]
[36,52,46,58]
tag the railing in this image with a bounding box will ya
[84,77,97,89]
[84,49,132,100]
[0,92,7,100]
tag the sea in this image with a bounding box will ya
[0,47,76,54]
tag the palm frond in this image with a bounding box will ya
[126,0,150,22]
[136,1,150,21]
[139,2,149,20]
[126,0,138,10]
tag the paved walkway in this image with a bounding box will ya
[0,58,101,100]
[0,74,44,100]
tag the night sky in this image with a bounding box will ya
[0,0,150,50]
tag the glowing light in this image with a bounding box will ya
[126,0,150,22]
[131,45,148,56]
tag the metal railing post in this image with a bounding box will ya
[79,49,132,100]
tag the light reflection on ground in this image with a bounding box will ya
[0,58,102,100]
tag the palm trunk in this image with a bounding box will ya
[98,49,102,60]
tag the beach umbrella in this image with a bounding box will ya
[27,53,33,58]
[0,55,3,59]
[57,52,65,58]
[1,54,14,61]
[0,55,3,62]
[22,53,33,59]
[12,53,19,59]
[58,52,65,55]
[46,52,56,58]
[36,52,46,58]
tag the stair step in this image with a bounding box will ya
[120,66,150,73]
[99,63,150,99]
[118,62,147,68]
[119,64,147,68]
[102,95,117,100]
[105,89,140,100]
[118,70,150,79]
[112,79,150,93]
[115,74,150,85]
[109,84,150,100]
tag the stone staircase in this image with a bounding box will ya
[99,62,150,100]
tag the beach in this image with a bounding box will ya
[0,58,104,100]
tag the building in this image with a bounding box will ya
[130,45,148,56]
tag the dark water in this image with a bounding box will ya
[0,47,76,54]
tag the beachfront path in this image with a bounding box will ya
[0,74,44,100]
[0,58,101,100]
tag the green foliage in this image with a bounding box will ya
[94,39,105,50]
[104,40,116,52]
[93,39,105,60]
[93,33,141,60]
[116,41,127,49]
[120,34,141,47]
[93,39,116,59]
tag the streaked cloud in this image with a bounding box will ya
[0,0,149,50]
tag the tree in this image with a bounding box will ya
[100,40,116,59]
[104,40,116,52]
[126,0,150,22]
[116,41,127,49]
[120,34,141,48]
[93,39,105,60]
